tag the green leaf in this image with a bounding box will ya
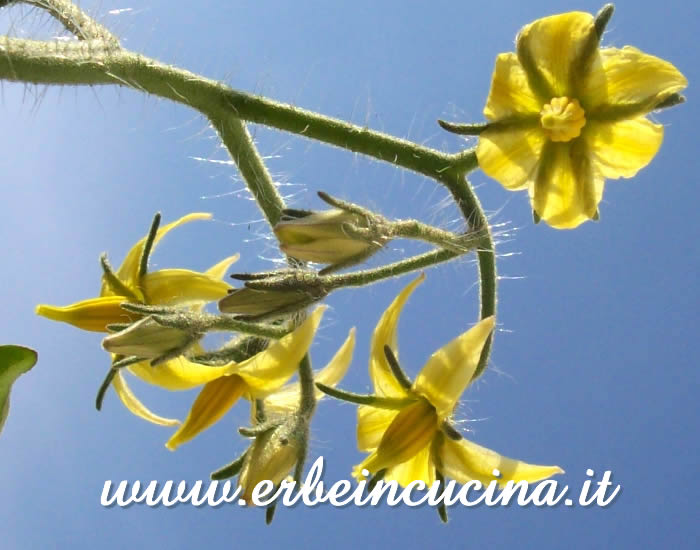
[0,345,38,435]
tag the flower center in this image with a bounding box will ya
[370,398,438,471]
[540,97,586,142]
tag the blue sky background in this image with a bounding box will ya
[1,0,698,548]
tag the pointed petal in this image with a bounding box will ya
[584,46,688,109]
[205,254,240,281]
[531,140,604,229]
[413,316,495,419]
[165,375,247,450]
[111,371,180,427]
[230,306,326,397]
[517,11,595,97]
[586,117,664,179]
[477,126,546,191]
[483,53,542,120]
[357,405,401,452]
[385,442,436,488]
[370,275,424,398]
[441,437,564,487]
[128,357,232,391]
[264,328,356,415]
[36,296,135,332]
[141,269,232,306]
[103,213,212,296]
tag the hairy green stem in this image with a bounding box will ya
[442,174,496,380]
[298,354,315,418]
[0,37,284,226]
[193,314,289,339]
[208,115,286,226]
[322,248,458,289]
[389,220,481,254]
[6,0,119,45]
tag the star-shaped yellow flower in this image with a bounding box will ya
[475,8,687,228]
[36,213,239,426]
[355,275,562,488]
[165,306,332,450]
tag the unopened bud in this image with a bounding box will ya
[274,209,384,265]
[219,286,326,320]
[101,316,195,359]
[238,420,303,505]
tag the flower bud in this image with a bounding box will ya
[218,287,326,319]
[238,420,302,505]
[101,316,194,359]
[273,209,382,265]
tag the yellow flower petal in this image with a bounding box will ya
[370,275,424,398]
[477,126,546,191]
[517,11,595,97]
[36,296,135,332]
[530,141,604,229]
[141,269,232,306]
[102,213,212,297]
[357,405,401,452]
[128,356,233,391]
[204,254,240,281]
[583,46,688,109]
[264,328,356,416]
[586,117,664,179]
[231,306,326,397]
[165,374,247,450]
[483,52,542,120]
[440,437,564,488]
[413,316,495,420]
[111,370,180,427]
[384,442,436,489]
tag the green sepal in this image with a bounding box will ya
[210,450,248,480]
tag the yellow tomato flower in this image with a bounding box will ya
[36,213,239,426]
[476,9,687,228]
[355,275,562,488]
[36,213,235,331]
[165,306,329,450]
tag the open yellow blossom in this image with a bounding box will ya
[355,275,562,488]
[36,213,239,426]
[476,9,687,228]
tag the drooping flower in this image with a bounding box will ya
[36,213,239,426]
[36,213,235,331]
[233,328,356,504]
[354,275,562,488]
[473,9,687,229]
[165,306,329,450]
